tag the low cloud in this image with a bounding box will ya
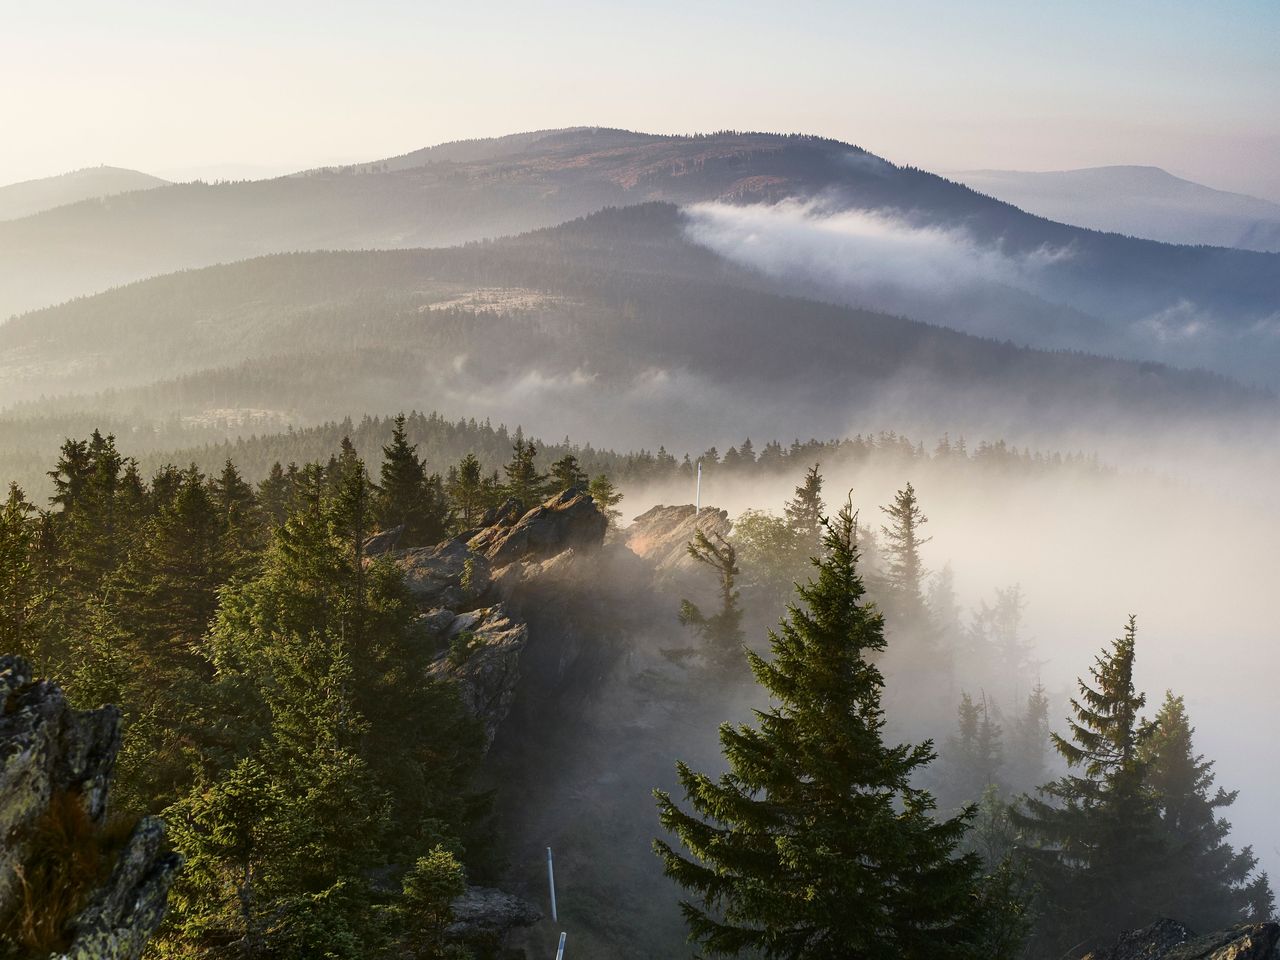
[683,199,1072,297]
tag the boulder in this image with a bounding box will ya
[1084,919,1280,960]
[479,497,526,528]
[446,884,542,942]
[395,539,491,609]
[623,504,732,578]
[427,606,529,748]
[0,656,180,959]
[468,488,607,569]
[362,524,404,557]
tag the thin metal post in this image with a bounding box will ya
[547,846,558,923]
[555,931,567,959]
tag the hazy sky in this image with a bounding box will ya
[4,0,1278,198]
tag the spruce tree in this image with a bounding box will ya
[656,502,1010,960]
[1007,681,1051,794]
[941,693,1004,812]
[446,453,487,530]
[0,484,37,660]
[587,473,624,526]
[376,416,447,545]
[502,437,548,508]
[879,482,931,616]
[548,452,588,492]
[1012,616,1166,953]
[1140,693,1275,929]
[678,528,744,666]
[783,462,825,546]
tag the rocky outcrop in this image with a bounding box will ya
[446,885,542,943]
[468,488,608,568]
[0,656,180,959]
[362,523,404,557]
[1084,919,1280,960]
[395,538,492,609]
[425,606,530,747]
[623,504,732,578]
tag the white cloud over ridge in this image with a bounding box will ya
[683,199,1073,297]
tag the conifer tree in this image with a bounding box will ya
[111,466,227,674]
[879,482,931,616]
[376,416,447,545]
[1013,617,1166,953]
[258,461,294,527]
[656,501,1012,959]
[446,453,486,530]
[941,693,1004,812]
[0,483,37,659]
[783,462,825,545]
[1140,693,1275,929]
[1008,681,1051,793]
[587,473,624,526]
[678,528,744,666]
[211,458,262,569]
[548,452,588,492]
[502,438,548,507]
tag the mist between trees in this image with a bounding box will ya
[1,416,1276,959]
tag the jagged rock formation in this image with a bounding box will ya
[395,539,492,609]
[425,606,530,747]
[391,489,612,749]
[1084,919,1280,960]
[468,488,609,568]
[0,656,180,959]
[623,504,732,577]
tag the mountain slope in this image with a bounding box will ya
[1,129,1276,394]
[0,165,168,221]
[0,204,1266,466]
[952,166,1280,252]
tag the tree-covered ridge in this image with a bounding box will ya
[0,424,620,958]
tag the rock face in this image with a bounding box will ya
[1084,919,1280,960]
[446,885,542,943]
[0,656,180,959]
[623,504,732,577]
[468,488,608,568]
[425,606,530,747]
[394,538,492,609]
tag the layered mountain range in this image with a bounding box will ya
[1,127,1277,479]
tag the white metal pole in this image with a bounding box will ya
[555,931,567,959]
[547,847,558,924]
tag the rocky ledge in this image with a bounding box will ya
[0,656,180,960]
[1085,919,1280,960]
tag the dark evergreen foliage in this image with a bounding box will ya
[656,502,1017,959]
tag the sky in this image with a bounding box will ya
[2,0,1278,199]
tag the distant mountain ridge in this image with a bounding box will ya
[951,165,1280,252]
[0,165,168,222]
[2,128,1278,388]
[0,203,1265,454]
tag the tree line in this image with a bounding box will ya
[0,420,619,959]
[661,466,1274,958]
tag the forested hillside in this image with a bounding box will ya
[2,129,1277,392]
[2,425,1272,957]
[0,204,1267,495]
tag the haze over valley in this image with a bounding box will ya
[2,4,1278,958]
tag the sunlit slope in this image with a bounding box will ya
[0,204,1264,450]
[1,129,1276,385]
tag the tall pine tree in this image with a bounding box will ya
[656,501,1013,959]
[1013,616,1166,954]
[1140,692,1275,929]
